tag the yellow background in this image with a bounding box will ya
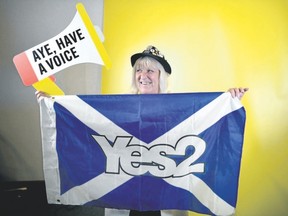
[102,0,288,215]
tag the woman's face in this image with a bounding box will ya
[135,64,160,94]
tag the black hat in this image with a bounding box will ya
[131,46,171,74]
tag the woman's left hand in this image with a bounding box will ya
[228,87,249,100]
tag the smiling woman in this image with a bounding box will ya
[130,46,171,94]
[134,59,161,94]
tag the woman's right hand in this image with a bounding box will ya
[35,91,50,103]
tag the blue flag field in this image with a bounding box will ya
[39,92,246,215]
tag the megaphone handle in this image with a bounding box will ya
[32,77,65,96]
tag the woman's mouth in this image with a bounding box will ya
[139,81,152,85]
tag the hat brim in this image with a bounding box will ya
[131,53,171,74]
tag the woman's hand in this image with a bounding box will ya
[35,91,50,103]
[228,87,249,100]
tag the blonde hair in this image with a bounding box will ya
[130,57,170,94]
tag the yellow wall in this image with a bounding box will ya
[102,0,288,215]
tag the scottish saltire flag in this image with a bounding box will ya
[39,92,246,216]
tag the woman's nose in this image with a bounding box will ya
[140,70,148,77]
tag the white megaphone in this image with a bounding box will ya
[13,3,111,94]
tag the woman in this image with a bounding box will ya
[36,45,248,216]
